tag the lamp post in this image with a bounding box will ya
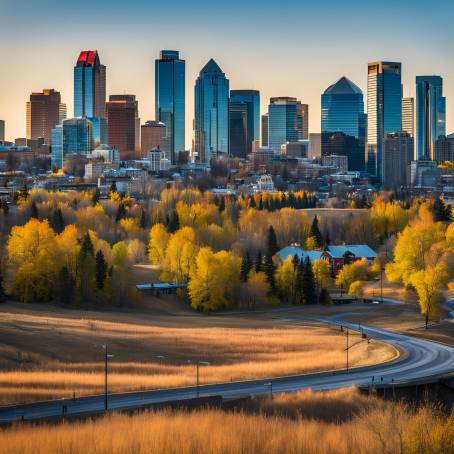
[188,360,210,398]
[264,382,273,400]
[102,345,114,411]
[345,334,370,373]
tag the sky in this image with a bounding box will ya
[1,0,453,148]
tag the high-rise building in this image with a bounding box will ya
[309,133,321,158]
[321,76,366,171]
[155,50,185,164]
[229,90,260,158]
[194,59,229,163]
[74,50,106,118]
[106,95,140,160]
[141,121,166,157]
[261,113,268,147]
[299,103,309,140]
[268,97,307,152]
[0,120,4,142]
[401,97,414,138]
[383,132,414,189]
[434,134,454,164]
[26,89,63,144]
[416,76,446,160]
[50,125,63,169]
[366,61,402,182]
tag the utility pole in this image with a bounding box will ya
[380,267,384,302]
[346,327,349,372]
[103,345,114,411]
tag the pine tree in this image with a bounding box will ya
[240,251,253,282]
[249,195,256,208]
[254,251,263,272]
[95,250,107,290]
[166,210,180,233]
[301,192,308,209]
[30,200,38,219]
[115,202,126,223]
[109,181,118,196]
[433,198,451,222]
[258,195,263,210]
[218,196,226,212]
[51,208,65,234]
[319,287,331,305]
[80,232,95,261]
[295,258,305,304]
[264,254,276,293]
[139,208,147,229]
[310,216,323,248]
[324,231,331,247]
[266,226,279,257]
[56,266,74,305]
[302,257,317,304]
[92,188,100,206]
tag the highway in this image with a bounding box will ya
[1,312,454,423]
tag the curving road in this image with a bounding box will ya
[1,313,454,423]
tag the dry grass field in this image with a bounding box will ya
[0,388,452,454]
[0,302,397,406]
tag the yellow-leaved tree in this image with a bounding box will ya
[312,258,332,292]
[335,259,369,295]
[276,256,298,303]
[148,223,169,265]
[7,219,58,302]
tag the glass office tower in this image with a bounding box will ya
[268,97,306,153]
[366,61,402,183]
[416,76,446,160]
[62,118,93,156]
[74,50,106,118]
[50,125,63,169]
[229,90,260,158]
[155,50,185,164]
[321,77,366,171]
[194,59,229,163]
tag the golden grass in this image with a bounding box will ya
[0,308,397,405]
[0,388,452,454]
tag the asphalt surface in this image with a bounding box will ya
[1,311,454,423]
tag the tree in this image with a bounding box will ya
[115,202,127,223]
[95,250,107,290]
[254,251,263,272]
[319,287,331,305]
[411,263,448,329]
[432,198,451,222]
[79,232,95,261]
[266,226,279,257]
[108,241,133,305]
[78,232,96,304]
[51,208,65,234]
[240,251,253,282]
[335,259,370,295]
[91,188,100,206]
[166,210,180,233]
[310,216,323,247]
[30,200,39,219]
[301,257,317,304]
[240,270,271,308]
[263,253,276,294]
[305,236,318,250]
[276,256,298,303]
[55,266,74,305]
[313,258,331,297]
[148,223,170,265]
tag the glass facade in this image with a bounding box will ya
[194,59,229,163]
[268,97,306,152]
[62,118,93,156]
[155,50,185,164]
[74,50,106,118]
[321,77,366,171]
[416,76,446,160]
[229,89,260,158]
[50,125,63,169]
[89,116,107,147]
[367,62,402,183]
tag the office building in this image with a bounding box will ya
[74,50,106,118]
[141,121,166,157]
[0,120,4,142]
[281,140,309,158]
[155,50,185,164]
[149,147,171,172]
[401,97,414,138]
[434,134,454,164]
[366,61,402,182]
[50,125,63,169]
[268,97,308,153]
[194,59,229,163]
[261,113,268,146]
[409,160,441,188]
[321,77,366,171]
[106,95,140,160]
[321,154,348,173]
[229,90,260,158]
[89,116,107,148]
[383,132,414,189]
[300,104,309,140]
[416,76,446,160]
[309,133,321,158]
[26,89,63,144]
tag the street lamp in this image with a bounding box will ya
[380,266,384,302]
[344,332,370,372]
[264,382,273,400]
[188,360,210,398]
[102,345,114,411]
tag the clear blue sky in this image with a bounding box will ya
[1,0,453,146]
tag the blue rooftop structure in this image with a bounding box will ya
[276,247,323,262]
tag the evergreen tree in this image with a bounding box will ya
[166,210,180,233]
[30,200,38,219]
[433,198,451,222]
[302,257,317,304]
[249,195,256,208]
[51,208,65,234]
[115,202,126,223]
[218,196,226,212]
[310,216,323,248]
[258,195,263,210]
[295,258,305,304]
[301,192,308,209]
[79,232,95,261]
[139,208,147,229]
[240,251,253,282]
[266,225,279,257]
[254,251,263,272]
[319,287,331,305]
[324,231,330,247]
[92,188,100,206]
[264,253,276,293]
[95,250,108,290]
[109,181,117,195]
[56,266,74,305]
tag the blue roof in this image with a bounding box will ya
[276,247,323,262]
[326,245,377,259]
[136,283,187,290]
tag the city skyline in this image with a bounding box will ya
[1,0,453,148]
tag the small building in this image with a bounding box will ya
[136,282,187,296]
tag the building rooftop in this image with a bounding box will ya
[324,76,362,95]
[200,58,223,75]
[76,50,100,67]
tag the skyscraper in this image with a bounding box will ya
[0,120,4,142]
[321,76,366,171]
[229,90,260,158]
[401,97,414,138]
[268,97,307,152]
[261,114,268,147]
[106,95,140,160]
[74,50,106,118]
[366,61,402,182]
[141,121,166,157]
[383,132,414,189]
[416,76,446,160]
[194,59,229,163]
[26,89,63,144]
[155,50,185,164]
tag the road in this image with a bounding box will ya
[1,312,454,423]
